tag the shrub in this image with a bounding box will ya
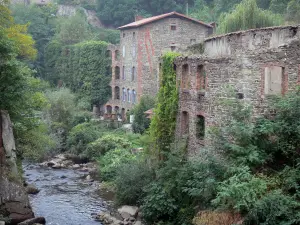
[85,134,131,158]
[115,160,154,205]
[245,190,300,225]
[212,166,268,213]
[141,182,178,223]
[67,122,102,155]
[99,148,137,181]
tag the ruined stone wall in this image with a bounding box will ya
[175,25,300,155]
[105,16,211,118]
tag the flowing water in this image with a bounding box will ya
[23,164,113,225]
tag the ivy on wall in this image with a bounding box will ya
[45,40,111,107]
[150,52,180,159]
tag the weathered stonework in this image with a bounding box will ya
[175,25,300,155]
[104,12,213,120]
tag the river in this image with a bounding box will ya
[23,163,112,225]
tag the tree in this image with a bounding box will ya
[132,95,156,134]
[286,0,300,23]
[269,0,290,13]
[217,0,283,34]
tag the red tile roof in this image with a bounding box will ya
[118,12,213,30]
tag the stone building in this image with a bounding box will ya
[104,12,213,120]
[175,25,300,155]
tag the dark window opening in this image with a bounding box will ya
[123,33,125,38]
[196,65,205,90]
[171,46,176,51]
[181,111,189,135]
[171,25,177,30]
[182,64,189,89]
[131,67,135,81]
[237,93,244,99]
[114,86,120,100]
[115,66,120,80]
[106,105,112,114]
[196,115,205,139]
[122,66,126,80]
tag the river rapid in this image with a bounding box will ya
[23,163,112,225]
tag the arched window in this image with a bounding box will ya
[106,105,112,114]
[114,86,120,100]
[122,88,126,101]
[127,89,131,102]
[114,106,120,114]
[181,64,189,89]
[122,66,126,80]
[181,111,189,135]
[197,65,205,90]
[115,50,120,61]
[115,66,120,80]
[131,67,135,81]
[132,90,136,104]
[196,115,205,139]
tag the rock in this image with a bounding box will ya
[117,206,139,219]
[17,217,46,225]
[0,221,5,225]
[26,184,39,195]
[60,175,67,179]
[134,221,143,225]
[129,217,135,222]
[72,164,81,169]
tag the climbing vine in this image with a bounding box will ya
[150,52,180,159]
[45,40,111,107]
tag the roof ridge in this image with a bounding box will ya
[118,11,213,30]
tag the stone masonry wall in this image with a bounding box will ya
[105,16,212,119]
[175,25,300,155]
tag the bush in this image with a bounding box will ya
[115,160,154,205]
[141,182,178,223]
[245,190,300,225]
[212,166,268,213]
[99,148,137,181]
[85,134,131,158]
[67,122,103,155]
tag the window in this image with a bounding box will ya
[115,50,120,61]
[196,115,205,139]
[123,46,126,58]
[114,86,120,100]
[127,89,131,102]
[264,66,284,95]
[106,105,112,114]
[181,111,189,135]
[122,66,126,80]
[131,67,135,81]
[114,106,120,113]
[122,88,126,101]
[132,90,136,103]
[133,32,135,38]
[171,46,176,51]
[115,66,120,80]
[196,65,205,90]
[181,64,189,89]
[123,33,125,38]
[171,25,177,30]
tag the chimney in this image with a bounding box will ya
[135,15,144,22]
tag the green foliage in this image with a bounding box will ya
[99,148,137,181]
[67,122,103,155]
[150,52,180,157]
[85,134,131,158]
[115,160,154,205]
[217,0,283,33]
[132,95,155,134]
[56,11,92,45]
[245,190,300,225]
[212,166,268,213]
[286,0,300,23]
[45,40,111,106]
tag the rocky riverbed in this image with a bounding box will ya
[23,155,143,225]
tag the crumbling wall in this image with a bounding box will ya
[175,25,300,155]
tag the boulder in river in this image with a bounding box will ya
[17,217,46,225]
[26,185,40,195]
[117,206,139,219]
